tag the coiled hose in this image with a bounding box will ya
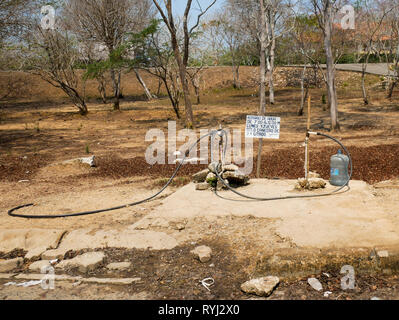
[7,129,352,219]
[7,131,215,219]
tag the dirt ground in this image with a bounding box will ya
[0,67,399,300]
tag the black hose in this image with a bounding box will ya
[213,130,353,202]
[7,129,352,218]
[7,132,215,219]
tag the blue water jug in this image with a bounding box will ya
[330,149,349,186]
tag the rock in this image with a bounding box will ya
[241,276,280,297]
[377,250,389,258]
[106,262,131,272]
[217,179,229,191]
[371,297,381,300]
[63,156,96,167]
[0,258,23,272]
[295,178,326,190]
[191,246,212,263]
[309,171,321,179]
[206,172,217,184]
[223,164,239,172]
[25,246,48,260]
[42,249,65,261]
[308,178,327,189]
[222,171,250,185]
[208,162,221,174]
[168,219,188,231]
[0,229,66,253]
[56,252,105,273]
[29,260,51,273]
[192,169,210,183]
[196,182,211,191]
[308,278,323,291]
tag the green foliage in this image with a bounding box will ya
[84,19,161,80]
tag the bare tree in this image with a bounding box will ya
[311,0,340,131]
[0,0,29,43]
[151,0,217,128]
[27,28,88,115]
[138,26,183,118]
[354,1,395,105]
[382,0,399,99]
[209,9,247,89]
[64,0,154,110]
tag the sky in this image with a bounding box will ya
[172,0,225,18]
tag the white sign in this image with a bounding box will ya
[245,116,281,139]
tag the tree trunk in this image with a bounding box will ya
[134,69,153,100]
[298,66,307,116]
[77,101,88,116]
[232,58,241,89]
[323,2,340,131]
[235,65,241,89]
[163,76,181,119]
[157,79,162,96]
[194,83,200,105]
[269,32,276,105]
[97,77,107,104]
[387,79,397,99]
[110,69,121,111]
[257,0,267,179]
[177,58,194,128]
[361,71,369,105]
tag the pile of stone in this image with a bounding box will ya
[295,171,327,190]
[193,163,250,191]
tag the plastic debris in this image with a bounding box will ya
[200,278,215,292]
[308,278,323,291]
[4,280,43,288]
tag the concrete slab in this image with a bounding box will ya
[0,229,66,253]
[7,273,141,285]
[147,180,399,248]
[44,229,178,258]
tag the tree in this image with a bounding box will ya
[311,0,340,131]
[292,14,326,115]
[382,0,399,99]
[354,1,395,105]
[138,22,183,118]
[27,27,89,115]
[151,0,217,128]
[64,0,154,110]
[0,0,29,43]
[208,9,247,89]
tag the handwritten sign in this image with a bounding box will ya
[245,116,281,139]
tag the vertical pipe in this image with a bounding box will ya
[305,95,311,181]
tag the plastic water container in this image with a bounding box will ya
[330,149,350,186]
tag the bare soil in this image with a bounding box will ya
[0,67,399,300]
